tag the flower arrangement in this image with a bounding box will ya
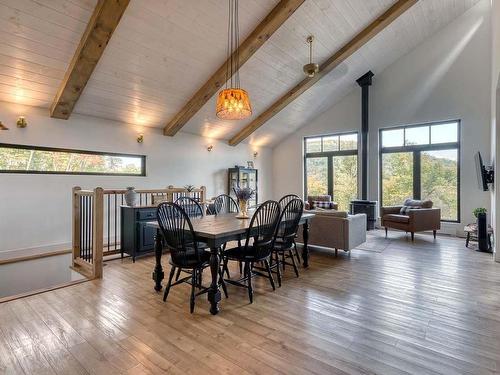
[184,184,195,192]
[473,207,487,218]
[233,186,255,201]
[233,186,255,219]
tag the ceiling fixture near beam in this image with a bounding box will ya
[303,36,319,78]
[216,0,252,120]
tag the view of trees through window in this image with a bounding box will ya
[380,121,459,221]
[382,152,413,206]
[304,133,358,211]
[0,144,145,175]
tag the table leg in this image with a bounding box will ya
[302,220,310,268]
[152,228,164,291]
[208,246,222,315]
[466,232,470,248]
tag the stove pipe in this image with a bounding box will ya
[356,71,374,200]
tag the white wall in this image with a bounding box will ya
[273,0,492,235]
[0,103,272,258]
[491,0,500,261]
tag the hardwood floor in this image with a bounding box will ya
[1,231,499,374]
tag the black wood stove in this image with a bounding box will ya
[350,71,377,230]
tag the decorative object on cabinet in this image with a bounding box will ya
[228,166,258,208]
[0,121,8,130]
[247,161,254,168]
[124,187,138,206]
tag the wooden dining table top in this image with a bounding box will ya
[146,211,315,240]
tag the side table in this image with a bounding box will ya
[464,223,493,250]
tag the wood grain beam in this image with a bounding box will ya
[228,0,418,146]
[50,0,130,119]
[163,0,305,136]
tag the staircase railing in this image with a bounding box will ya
[71,185,206,278]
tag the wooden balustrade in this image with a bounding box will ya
[71,185,207,279]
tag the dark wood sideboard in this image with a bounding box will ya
[120,206,158,262]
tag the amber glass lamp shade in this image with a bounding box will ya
[216,88,252,120]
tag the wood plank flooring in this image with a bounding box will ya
[1,231,500,374]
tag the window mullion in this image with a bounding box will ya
[414,151,421,200]
[328,156,334,198]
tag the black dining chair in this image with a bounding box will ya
[214,194,239,214]
[156,202,227,313]
[278,194,300,210]
[175,196,204,218]
[222,200,281,303]
[213,194,241,276]
[173,196,206,282]
[271,198,303,287]
[278,194,302,264]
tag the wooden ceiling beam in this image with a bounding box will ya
[228,0,418,146]
[50,0,130,119]
[163,0,305,136]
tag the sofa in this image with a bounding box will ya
[304,195,339,211]
[381,198,441,241]
[297,209,367,255]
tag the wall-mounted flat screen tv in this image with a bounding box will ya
[475,151,492,191]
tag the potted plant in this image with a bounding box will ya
[233,186,255,219]
[473,207,487,220]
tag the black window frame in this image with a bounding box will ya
[379,120,461,223]
[303,131,359,199]
[0,143,146,176]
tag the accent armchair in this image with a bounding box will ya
[381,199,441,241]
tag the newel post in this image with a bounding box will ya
[72,186,81,264]
[200,186,207,203]
[166,185,174,202]
[92,187,104,278]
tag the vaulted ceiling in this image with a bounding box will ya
[0,0,481,147]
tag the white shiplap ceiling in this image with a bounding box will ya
[0,0,482,147]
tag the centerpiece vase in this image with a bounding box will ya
[236,199,249,219]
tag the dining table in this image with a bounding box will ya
[147,211,315,315]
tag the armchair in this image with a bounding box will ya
[381,199,441,241]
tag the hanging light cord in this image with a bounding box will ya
[225,0,240,90]
[309,38,313,64]
[307,36,313,64]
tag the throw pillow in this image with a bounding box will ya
[312,200,335,209]
[400,205,420,215]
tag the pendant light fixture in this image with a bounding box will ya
[303,36,319,78]
[216,0,252,120]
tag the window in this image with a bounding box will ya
[304,132,358,211]
[0,143,146,176]
[379,121,460,222]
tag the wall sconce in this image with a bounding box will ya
[253,151,258,158]
[16,116,27,128]
[207,145,213,152]
[0,121,9,130]
[137,134,144,143]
